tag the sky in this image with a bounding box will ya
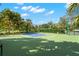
[0,3,68,25]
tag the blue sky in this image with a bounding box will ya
[0,3,67,25]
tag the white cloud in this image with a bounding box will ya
[45,10,54,16]
[21,13,29,17]
[21,6,32,11]
[21,6,27,10]
[21,6,46,13]
[48,10,54,14]
[30,6,39,11]
[14,6,19,9]
[30,6,46,13]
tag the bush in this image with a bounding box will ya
[39,28,65,33]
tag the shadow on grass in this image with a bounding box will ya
[0,37,79,56]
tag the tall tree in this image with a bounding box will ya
[1,9,13,33]
[67,3,79,29]
[58,16,66,30]
[26,19,33,32]
[12,12,22,31]
[0,9,22,34]
[74,15,79,29]
[67,3,79,15]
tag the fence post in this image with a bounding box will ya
[0,44,3,56]
[66,16,70,34]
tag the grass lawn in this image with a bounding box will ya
[0,32,79,56]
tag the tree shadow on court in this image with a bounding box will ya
[0,37,79,56]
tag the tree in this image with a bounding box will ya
[67,3,79,29]
[2,16,12,33]
[73,15,79,29]
[12,12,22,31]
[0,9,23,34]
[26,19,33,32]
[67,3,79,15]
[56,16,67,33]
[58,16,66,30]
[19,20,27,32]
[0,9,13,33]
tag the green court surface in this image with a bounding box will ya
[0,33,79,56]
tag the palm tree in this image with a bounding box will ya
[74,15,79,29]
[67,3,79,15]
[67,3,79,30]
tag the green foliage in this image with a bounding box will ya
[67,3,79,29]
[67,3,79,16]
[58,16,66,32]
[0,9,34,34]
[73,15,79,29]
[39,28,65,33]
[37,21,65,33]
[1,7,79,35]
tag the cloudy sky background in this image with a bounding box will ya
[0,3,69,25]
